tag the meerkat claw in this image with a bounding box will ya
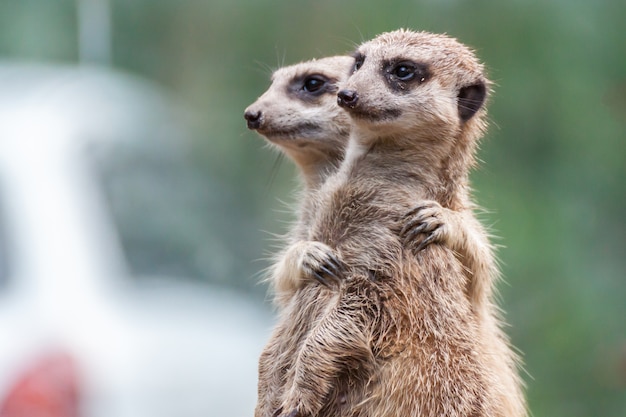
[400,200,446,252]
[326,254,347,278]
[314,264,342,287]
[302,247,346,287]
[403,222,429,241]
[313,271,332,287]
[400,207,431,238]
[326,253,344,271]
[415,234,436,252]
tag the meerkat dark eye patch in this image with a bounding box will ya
[352,52,365,73]
[383,60,430,93]
[288,74,337,101]
[457,82,486,121]
[303,75,327,93]
[392,64,415,81]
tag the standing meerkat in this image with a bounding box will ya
[244,55,354,305]
[271,30,525,417]
[245,56,359,417]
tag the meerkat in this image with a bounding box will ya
[245,56,356,417]
[245,56,454,417]
[244,55,354,305]
[270,30,526,417]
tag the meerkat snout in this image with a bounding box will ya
[244,109,263,129]
[337,89,359,109]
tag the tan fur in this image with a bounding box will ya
[263,30,526,417]
[246,56,499,311]
[245,56,353,305]
[245,57,357,417]
[245,56,352,191]
[246,56,500,417]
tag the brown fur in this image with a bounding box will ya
[245,56,353,305]
[245,57,503,312]
[245,55,497,417]
[245,56,357,417]
[261,30,526,417]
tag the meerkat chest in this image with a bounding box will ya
[309,182,411,274]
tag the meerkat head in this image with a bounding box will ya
[337,29,489,147]
[244,56,353,187]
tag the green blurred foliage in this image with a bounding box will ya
[1,0,624,415]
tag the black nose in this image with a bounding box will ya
[244,110,262,129]
[337,89,359,109]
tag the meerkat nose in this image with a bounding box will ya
[244,109,263,129]
[337,89,359,109]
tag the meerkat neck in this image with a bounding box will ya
[288,148,342,191]
[342,130,475,209]
[439,144,475,209]
[439,123,484,209]
[341,135,370,169]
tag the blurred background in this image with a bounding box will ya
[0,0,624,416]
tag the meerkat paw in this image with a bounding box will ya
[275,241,346,293]
[298,241,346,288]
[400,200,450,252]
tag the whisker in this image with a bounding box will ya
[274,45,287,68]
[352,23,366,44]
[331,33,360,53]
[265,152,285,192]
[252,59,275,76]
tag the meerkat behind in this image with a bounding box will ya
[245,56,353,191]
[272,30,526,417]
[244,56,356,417]
[244,56,354,305]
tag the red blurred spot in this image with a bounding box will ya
[0,352,81,417]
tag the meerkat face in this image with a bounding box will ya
[337,30,488,142]
[244,56,353,159]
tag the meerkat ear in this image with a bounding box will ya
[457,82,486,121]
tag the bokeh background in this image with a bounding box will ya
[0,1,624,416]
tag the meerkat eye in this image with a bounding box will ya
[392,64,416,81]
[386,61,430,87]
[303,76,326,93]
[353,53,365,73]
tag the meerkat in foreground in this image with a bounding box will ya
[271,30,526,417]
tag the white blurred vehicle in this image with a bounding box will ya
[0,63,270,417]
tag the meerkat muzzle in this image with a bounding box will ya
[244,109,262,130]
[337,89,359,109]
